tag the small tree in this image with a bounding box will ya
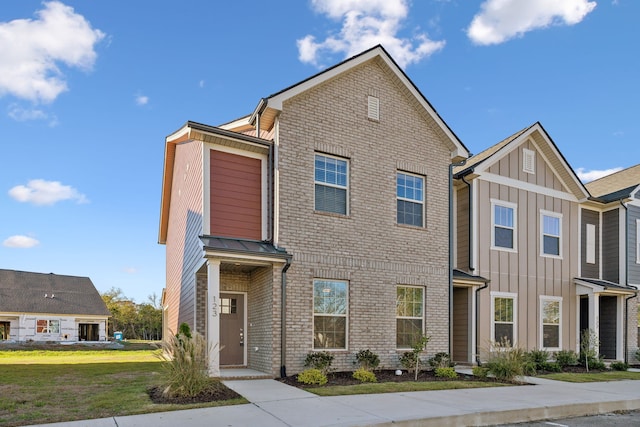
[400,334,430,381]
[580,328,599,372]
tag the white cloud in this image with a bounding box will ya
[467,0,597,45]
[0,1,105,103]
[123,267,138,274]
[3,235,40,248]
[135,94,149,106]
[7,104,58,126]
[8,179,88,206]
[576,167,622,183]
[297,0,445,68]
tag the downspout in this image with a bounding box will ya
[280,257,291,378]
[620,199,635,363]
[449,159,467,356]
[475,281,489,365]
[460,174,474,272]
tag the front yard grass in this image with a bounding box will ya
[0,347,246,427]
[540,370,640,383]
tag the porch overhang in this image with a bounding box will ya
[453,269,490,287]
[200,236,291,266]
[574,277,638,296]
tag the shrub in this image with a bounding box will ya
[555,349,578,368]
[540,361,562,372]
[399,334,431,380]
[472,366,489,378]
[352,367,377,383]
[297,368,328,385]
[484,338,528,381]
[400,352,419,372]
[304,352,334,375]
[355,349,380,371]
[636,348,640,363]
[526,349,549,371]
[428,352,454,369]
[434,367,458,379]
[610,361,629,371]
[158,329,211,398]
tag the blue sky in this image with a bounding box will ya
[1,0,638,303]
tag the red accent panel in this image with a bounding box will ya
[210,150,262,240]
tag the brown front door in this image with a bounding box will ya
[219,293,245,366]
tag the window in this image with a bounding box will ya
[491,200,517,251]
[313,280,348,349]
[523,148,535,174]
[586,223,596,264]
[315,154,348,215]
[540,297,561,349]
[36,319,60,334]
[396,286,424,348]
[492,292,516,346]
[636,219,640,264]
[220,298,237,314]
[397,172,424,227]
[541,211,562,257]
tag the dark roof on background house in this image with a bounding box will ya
[575,277,638,294]
[0,269,110,316]
[585,164,640,202]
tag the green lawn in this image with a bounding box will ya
[0,348,246,427]
[307,380,510,396]
[540,370,640,383]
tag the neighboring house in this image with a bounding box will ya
[159,45,469,377]
[582,164,640,361]
[454,122,593,363]
[0,269,110,342]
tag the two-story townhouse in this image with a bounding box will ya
[580,164,639,362]
[454,122,591,363]
[159,45,469,377]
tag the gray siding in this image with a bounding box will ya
[599,296,617,359]
[603,209,619,283]
[628,205,640,284]
[581,209,600,279]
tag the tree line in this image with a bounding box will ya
[101,287,162,340]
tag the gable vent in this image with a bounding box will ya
[367,95,379,121]
[523,148,535,174]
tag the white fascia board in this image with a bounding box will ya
[479,172,579,202]
[165,123,191,143]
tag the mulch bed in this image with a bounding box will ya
[147,382,242,404]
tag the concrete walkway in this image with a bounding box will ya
[27,375,640,427]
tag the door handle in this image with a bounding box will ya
[240,328,244,346]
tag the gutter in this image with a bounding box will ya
[449,158,467,356]
[280,257,292,378]
[460,174,474,272]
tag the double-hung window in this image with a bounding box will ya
[491,200,517,251]
[492,292,516,346]
[397,172,424,227]
[36,319,60,334]
[313,280,348,349]
[540,296,561,349]
[396,286,424,348]
[315,154,348,215]
[541,211,562,257]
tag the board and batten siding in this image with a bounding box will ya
[456,185,470,271]
[165,140,204,334]
[628,205,640,284]
[602,209,620,283]
[210,150,262,240]
[580,208,600,279]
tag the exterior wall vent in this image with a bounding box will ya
[367,95,379,121]
[523,148,535,174]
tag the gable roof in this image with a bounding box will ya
[585,164,640,202]
[0,269,110,316]
[454,122,589,201]
[249,44,469,162]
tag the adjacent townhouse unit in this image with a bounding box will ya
[581,164,640,361]
[159,45,470,377]
[0,269,110,342]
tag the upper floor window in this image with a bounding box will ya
[523,148,535,174]
[540,296,561,350]
[491,200,517,251]
[541,211,562,258]
[397,172,424,227]
[313,279,348,349]
[396,286,424,349]
[36,319,60,334]
[315,154,348,215]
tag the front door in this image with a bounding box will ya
[219,293,245,366]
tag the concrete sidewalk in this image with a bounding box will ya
[27,375,640,427]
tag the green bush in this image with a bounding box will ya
[540,361,562,372]
[434,367,458,379]
[355,349,380,371]
[399,352,419,372]
[158,330,211,398]
[555,349,578,368]
[297,368,328,385]
[472,366,489,378]
[484,339,528,381]
[636,348,640,362]
[610,361,629,371]
[304,352,334,375]
[526,349,549,370]
[399,334,431,380]
[352,367,377,382]
[428,352,454,369]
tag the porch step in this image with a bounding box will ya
[219,368,273,380]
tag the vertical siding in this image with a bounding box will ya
[581,209,600,279]
[599,296,617,359]
[452,287,469,362]
[210,150,262,240]
[602,209,620,283]
[456,185,470,270]
[165,141,204,334]
[628,206,640,284]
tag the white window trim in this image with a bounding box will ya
[314,153,349,215]
[523,148,535,174]
[490,291,517,347]
[586,223,596,264]
[491,199,518,253]
[636,219,640,264]
[539,296,562,351]
[312,279,349,351]
[396,285,425,350]
[397,171,425,228]
[540,210,563,259]
[36,318,60,335]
